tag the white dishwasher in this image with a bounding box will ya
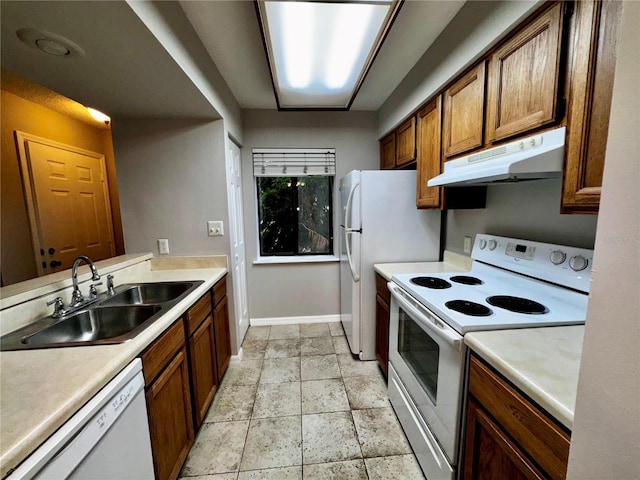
[9,358,155,480]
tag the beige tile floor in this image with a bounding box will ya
[179,322,426,480]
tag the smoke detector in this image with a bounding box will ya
[16,28,84,57]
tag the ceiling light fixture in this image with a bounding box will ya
[256,0,402,110]
[87,107,111,125]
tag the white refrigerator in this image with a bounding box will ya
[339,170,441,360]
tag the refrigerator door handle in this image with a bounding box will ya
[345,182,360,282]
[344,181,359,231]
[346,231,360,282]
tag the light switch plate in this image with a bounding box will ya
[158,238,170,255]
[464,236,472,254]
[207,221,224,237]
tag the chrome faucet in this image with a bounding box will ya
[70,256,101,307]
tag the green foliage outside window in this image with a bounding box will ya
[257,176,333,256]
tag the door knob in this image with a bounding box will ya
[50,260,62,268]
[48,247,56,255]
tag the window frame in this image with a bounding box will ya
[252,148,338,264]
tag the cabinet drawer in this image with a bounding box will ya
[468,355,570,480]
[375,273,390,305]
[141,319,186,385]
[186,291,213,335]
[212,276,226,307]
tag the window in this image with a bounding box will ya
[253,149,335,258]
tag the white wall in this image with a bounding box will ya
[112,118,239,350]
[113,119,229,257]
[241,110,379,320]
[378,0,540,137]
[567,2,640,477]
[445,179,598,252]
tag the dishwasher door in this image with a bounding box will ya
[9,359,154,480]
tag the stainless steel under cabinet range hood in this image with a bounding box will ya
[428,127,566,187]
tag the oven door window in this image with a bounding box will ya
[398,307,439,404]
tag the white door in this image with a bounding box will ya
[227,140,249,346]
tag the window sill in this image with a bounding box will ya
[253,255,340,265]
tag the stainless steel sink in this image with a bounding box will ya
[0,280,204,350]
[99,281,197,306]
[22,306,161,346]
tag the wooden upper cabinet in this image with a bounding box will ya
[443,62,486,158]
[562,0,622,213]
[380,132,396,169]
[486,3,564,143]
[395,117,416,166]
[416,96,443,209]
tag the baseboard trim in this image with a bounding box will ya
[250,314,341,326]
[231,348,243,362]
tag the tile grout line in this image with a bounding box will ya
[181,323,424,479]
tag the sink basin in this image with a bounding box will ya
[100,281,198,306]
[1,280,204,350]
[21,306,161,346]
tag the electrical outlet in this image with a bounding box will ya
[207,221,224,237]
[464,236,472,254]
[158,238,170,255]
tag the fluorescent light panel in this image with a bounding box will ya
[261,1,395,109]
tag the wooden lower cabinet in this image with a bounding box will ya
[189,313,218,427]
[463,354,570,480]
[213,294,231,381]
[464,399,547,480]
[186,289,216,429]
[142,323,195,480]
[141,275,233,480]
[375,273,390,379]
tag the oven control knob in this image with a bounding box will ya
[478,239,487,250]
[569,255,589,271]
[550,250,567,265]
[488,239,498,251]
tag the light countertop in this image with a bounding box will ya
[464,325,584,430]
[374,251,472,280]
[0,259,227,478]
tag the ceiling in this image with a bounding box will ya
[1,1,466,119]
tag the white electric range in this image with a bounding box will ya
[387,234,593,480]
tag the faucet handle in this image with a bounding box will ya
[89,282,103,298]
[46,297,65,317]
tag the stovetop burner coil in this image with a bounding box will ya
[445,300,493,317]
[410,277,452,289]
[450,275,483,285]
[486,295,548,314]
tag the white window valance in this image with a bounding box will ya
[253,148,336,177]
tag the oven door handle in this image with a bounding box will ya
[388,282,463,350]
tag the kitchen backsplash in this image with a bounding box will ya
[445,178,598,254]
